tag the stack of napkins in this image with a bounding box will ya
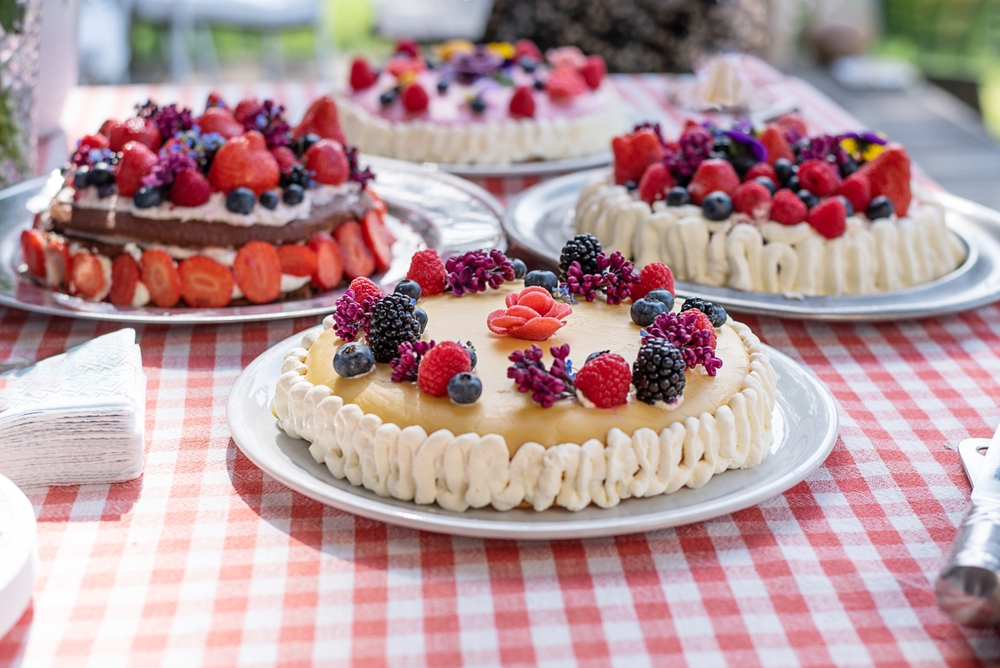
[0,329,146,488]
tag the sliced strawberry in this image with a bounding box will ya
[612,129,665,185]
[233,241,282,304]
[277,244,318,277]
[308,232,345,290]
[179,255,234,308]
[115,141,158,197]
[334,221,376,279]
[69,251,108,300]
[109,253,140,306]
[141,249,182,307]
[20,229,46,278]
[361,210,392,272]
[46,236,71,288]
[294,95,346,144]
[367,189,388,218]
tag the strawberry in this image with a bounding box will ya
[195,107,243,139]
[109,253,140,306]
[304,139,349,186]
[294,95,346,144]
[115,141,158,197]
[361,209,392,272]
[233,98,261,124]
[171,168,211,207]
[401,83,429,113]
[759,125,794,165]
[179,255,234,308]
[108,117,162,153]
[20,229,47,278]
[270,145,299,173]
[334,221,376,279]
[807,197,847,239]
[579,54,606,89]
[775,113,808,138]
[350,57,379,91]
[277,244,318,277]
[682,309,717,349]
[395,38,421,58]
[79,133,110,153]
[386,56,426,78]
[770,189,808,225]
[732,181,772,219]
[208,131,280,194]
[744,162,778,184]
[546,66,587,102]
[141,249,182,307]
[574,353,630,408]
[514,39,542,61]
[834,172,871,214]
[69,251,108,300]
[349,276,384,304]
[308,232,344,290]
[406,248,447,296]
[417,341,471,398]
[857,143,911,217]
[687,158,740,205]
[99,119,116,137]
[632,262,675,300]
[206,91,226,108]
[508,86,535,118]
[46,236,71,288]
[233,241,282,304]
[612,129,665,185]
[637,163,675,204]
[797,159,841,197]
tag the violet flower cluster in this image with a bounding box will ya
[174,128,226,170]
[346,147,375,188]
[663,128,713,182]
[142,147,197,189]
[243,99,291,148]
[332,289,382,341]
[70,146,115,168]
[561,251,640,304]
[445,250,516,296]
[797,134,851,167]
[135,100,195,139]
[507,344,575,408]
[390,340,436,382]
[644,311,723,376]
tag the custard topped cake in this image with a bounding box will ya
[275,241,776,513]
[573,116,966,296]
[338,39,622,165]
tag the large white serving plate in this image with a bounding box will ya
[504,169,1000,321]
[0,156,504,324]
[227,326,839,540]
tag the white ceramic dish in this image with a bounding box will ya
[0,474,36,640]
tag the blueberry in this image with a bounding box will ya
[259,190,279,210]
[447,372,482,405]
[712,137,732,154]
[133,186,163,209]
[282,184,305,205]
[754,176,777,195]
[533,79,545,90]
[436,77,450,94]
[774,158,795,186]
[586,350,610,364]
[464,342,477,369]
[470,96,486,113]
[631,297,667,327]
[226,187,256,214]
[786,174,800,192]
[797,189,818,210]
[731,155,758,177]
[835,195,854,217]
[524,270,558,293]
[414,307,428,333]
[394,279,422,301]
[97,183,116,199]
[379,89,398,106]
[866,195,895,220]
[645,289,675,311]
[294,133,320,157]
[519,57,537,72]
[702,191,734,221]
[73,167,91,190]
[666,187,691,206]
[89,162,115,187]
[840,156,858,177]
[511,258,527,280]
[333,342,376,378]
[623,180,638,191]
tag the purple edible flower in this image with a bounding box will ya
[839,131,887,146]
[141,146,197,189]
[644,311,723,376]
[664,128,713,182]
[332,289,382,341]
[445,249,516,296]
[70,146,115,168]
[722,128,768,163]
[346,146,375,188]
[135,100,195,139]
[632,121,666,146]
[507,344,576,408]
[242,99,291,148]
[452,49,504,84]
[390,340,436,382]
[562,260,605,302]
[602,251,640,304]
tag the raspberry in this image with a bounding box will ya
[743,162,778,183]
[835,172,871,214]
[637,163,675,204]
[797,159,841,197]
[578,55,606,89]
[770,188,807,225]
[417,341,471,397]
[807,197,847,239]
[732,181,772,219]
[680,308,717,348]
[401,83,430,113]
[631,262,674,301]
[508,86,535,118]
[687,158,740,205]
[574,353,631,408]
[406,249,447,296]
[349,276,384,304]
[350,57,379,91]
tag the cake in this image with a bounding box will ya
[22,94,394,309]
[274,243,776,513]
[337,39,622,165]
[573,117,966,296]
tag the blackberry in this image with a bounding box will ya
[559,233,602,278]
[367,293,421,363]
[280,164,311,189]
[632,338,686,406]
[680,297,727,327]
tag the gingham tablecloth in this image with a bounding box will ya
[2,71,999,666]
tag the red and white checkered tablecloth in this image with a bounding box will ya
[3,70,1000,665]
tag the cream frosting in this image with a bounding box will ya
[574,177,967,296]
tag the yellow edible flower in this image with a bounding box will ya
[435,39,475,61]
[397,71,417,86]
[486,42,516,60]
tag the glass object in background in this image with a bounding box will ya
[0,0,38,187]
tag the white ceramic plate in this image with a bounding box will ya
[504,169,1000,321]
[0,156,505,324]
[0,474,36,640]
[227,326,839,540]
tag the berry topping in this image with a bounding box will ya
[448,372,483,405]
[687,158,740,205]
[638,163,675,204]
[631,261,675,301]
[774,158,796,186]
[807,197,848,239]
[171,168,211,208]
[133,187,161,209]
[514,39,543,61]
[308,232,344,290]
[545,65,587,101]
[866,195,895,220]
[630,297,666,327]
[115,141,158,197]
[562,251,640,304]
[632,338,686,406]
[394,279,422,301]
[612,128,665,186]
[797,189,819,210]
[578,54,606,89]
[645,310,722,374]
[701,191,734,221]
[390,339,435,382]
[666,187,691,206]
[277,244,318,277]
[770,188,808,226]
[559,233,603,278]
[401,82,430,113]
[682,309,717,348]
[293,95,346,144]
[524,269,558,293]
[507,344,575,407]
[835,172,871,214]
[744,162,778,184]
[334,342,376,378]
[259,190,279,210]
[19,229,46,278]
[414,307,428,333]
[395,38,421,58]
[469,95,486,113]
[69,250,108,300]
[406,249,447,296]
[349,276,384,305]
[680,297,727,327]
[508,85,536,118]
[89,162,115,187]
[487,286,572,341]
[283,184,305,205]
[360,210,393,272]
[369,293,422,363]
[445,249,516,296]
[334,220,376,279]
[511,258,527,279]
[755,176,777,195]
[209,131,280,194]
[291,134,319,158]
[645,289,675,311]
[417,340,471,397]
[109,253,140,307]
[108,117,162,153]
[574,352,630,408]
[732,181,772,219]
[759,125,794,165]
[857,143,911,216]
[380,89,398,106]
[797,159,842,197]
[304,139,349,186]
[270,145,299,173]
[178,255,234,308]
[225,187,256,214]
[233,241,282,304]
[140,249,181,307]
[195,107,243,139]
[350,57,379,91]
[332,288,376,341]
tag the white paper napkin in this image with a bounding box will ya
[0,329,146,488]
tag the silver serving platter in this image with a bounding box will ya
[0,156,505,324]
[505,169,1000,321]
[428,149,612,180]
[227,326,839,540]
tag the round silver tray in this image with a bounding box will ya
[428,149,611,180]
[504,169,1000,321]
[227,326,839,540]
[0,156,505,324]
